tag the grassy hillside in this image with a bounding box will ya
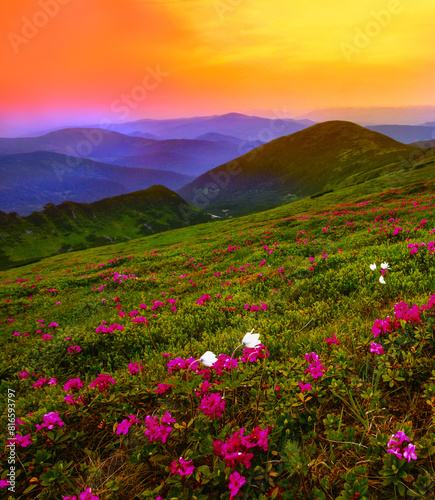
[179,121,434,216]
[0,185,211,271]
[0,168,434,499]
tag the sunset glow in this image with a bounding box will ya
[1,0,434,134]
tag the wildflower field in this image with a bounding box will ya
[1,176,435,499]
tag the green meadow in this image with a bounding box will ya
[1,170,434,499]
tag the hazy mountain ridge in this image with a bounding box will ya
[94,112,311,140]
[367,125,435,144]
[0,151,194,215]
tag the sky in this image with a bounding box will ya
[1,0,434,135]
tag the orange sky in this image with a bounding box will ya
[1,0,434,135]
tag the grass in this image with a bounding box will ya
[0,172,434,499]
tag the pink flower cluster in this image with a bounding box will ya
[63,487,99,500]
[36,412,65,431]
[239,344,269,364]
[6,433,32,448]
[33,377,48,389]
[372,317,396,337]
[229,471,246,499]
[155,382,175,394]
[89,374,116,393]
[144,412,175,444]
[408,241,435,255]
[116,414,141,435]
[325,334,339,346]
[67,345,82,354]
[370,342,385,355]
[298,382,312,393]
[95,322,124,334]
[387,430,418,462]
[213,426,269,470]
[212,353,238,374]
[372,295,435,337]
[198,392,225,419]
[63,378,84,392]
[304,352,327,379]
[167,356,197,374]
[243,302,268,312]
[132,316,148,325]
[64,393,84,406]
[196,294,211,305]
[169,457,194,476]
[128,361,144,375]
[394,301,422,323]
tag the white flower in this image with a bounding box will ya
[199,351,218,367]
[369,263,377,271]
[379,276,386,284]
[242,329,261,348]
[380,262,390,270]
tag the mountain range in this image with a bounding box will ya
[178,120,434,216]
[2,114,435,219]
[0,152,193,215]
[91,112,312,140]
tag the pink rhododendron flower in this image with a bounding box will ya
[116,414,141,435]
[36,412,65,431]
[67,345,82,354]
[229,471,246,498]
[155,383,174,394]
[144,413,175,444]
[199,392,225,419]
[19,370,29,379]
[403,443,418,462]
[128,361,144,375]
[298,382,312,392]
[33,378,48,389]
[89,374,116,393]
[325,334,339,345]
[0,479,10,488]
[64,394,84,406]
[370,343,384,355]
[42,334,53,341]
[6,433,32,447]
[387,430,417,462]
[239,344,269,364]
[63,487,99,500]
[63,378,84,392]
[169,457,195,476]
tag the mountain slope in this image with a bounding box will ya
[0,152,193,215]
[178,121,430,216]
[0,185,211,270]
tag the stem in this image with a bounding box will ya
[188,359,199,370]
[230,344,242,382]
[230,344,243,361]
